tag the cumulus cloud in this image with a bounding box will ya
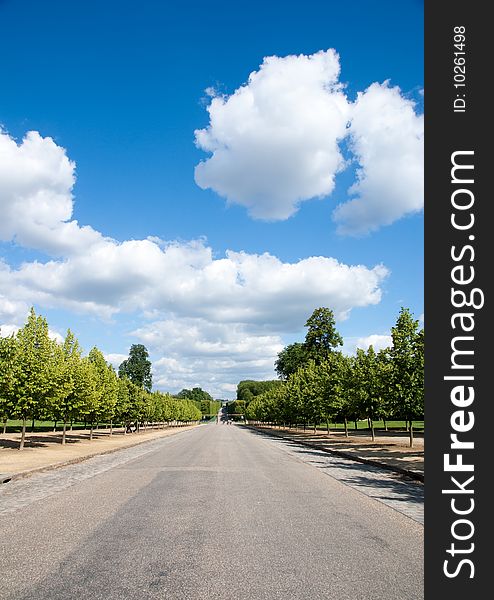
[2,240,388,329]
[195,51,423,234]
[134,318,284,395]
[0,129,103,256]
[194,49,350,220]
[355,334,392,352]
[333,82,424,235]
[0,126,391,397]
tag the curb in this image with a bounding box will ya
[244,425,424,483]
[0,424,200,484]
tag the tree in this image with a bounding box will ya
[78,356,101,440]
[14,309,55,449]
[0,333,19,434]
[89,347,118,435]
[177,387,213,403]
[351,346,387,441]
[304,307,343,364]
[118,344,152,391]
[317,352,347,433]
[389,308,424,447]
[52,330,83,444]
[275,342,308,379]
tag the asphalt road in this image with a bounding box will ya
[0,423,423,600]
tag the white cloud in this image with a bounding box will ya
[341,333,392,357]
[0,126,392,398]
[194,49,350,220]
[104,353,128,370]
[136,317,283,396]
[195,53,423,234]
[355,334,392,352]
[2,241,388,329]
[333,82,424,235]
[0,129,104,256]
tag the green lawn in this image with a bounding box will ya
[314,419,424,432]
[1,419,120,434]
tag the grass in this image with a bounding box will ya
[1,419,121,434]
[314,420,424,432]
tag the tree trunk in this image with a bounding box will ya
[62,417,67,445]
[90,423,94,440]
[19,416,27,450]
[369,417,375,442]
[383,418,388,431]
[110,420,113,436]
[326,420,330,435]
[2,417,7,434]
[344,417,349,438]
[53,420,57,432]
[31,417,35,432]
[313,422,317,433]
[354,419,358,431]
[70,419,73,431]
[409,421,414,448]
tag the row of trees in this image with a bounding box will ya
[0,309,202,449]
[241,307,424,447]
[176,387,222,418]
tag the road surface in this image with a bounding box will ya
[0,423,423,599]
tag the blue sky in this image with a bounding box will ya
[0,0,423,398]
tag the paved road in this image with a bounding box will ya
[0,424,423,600]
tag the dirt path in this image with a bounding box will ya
[0,424,200,480]
[246,425,424,480]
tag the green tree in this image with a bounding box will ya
[275,342,309,379]
[177,387,213,403]
[118,344,152,391]
[14,309,55,449]
[0,333,19,434]
[317,352,347,433]
[389,308,424,447]
[115,377,132,432]
[77,357,100,439]
[304,307,343,364]
[52,330,84,444]
[89,347,118,434]
[352,346,388,441]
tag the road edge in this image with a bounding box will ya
[242,425,424,483]
[0,424,201,484]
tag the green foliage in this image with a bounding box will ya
[14,308,55,421]
[177,387,213,402]
[0,332,19,420]
[304,307,343,364]
[275,342,309,379]
[245,306,424,446]
[389,307,424,420]
[118,344,153,391]
[1,308,208,447]
[236,380,281,402]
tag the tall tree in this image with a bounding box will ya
[52,330,83,444]
[389,308,424,447]
[89,347,118,434]
[0,333,19,434]
[118,344,152,391]
[14,309,55,449]
[304,307,343,364]
[275,342,308,379]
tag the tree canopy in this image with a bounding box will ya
[118,344,153,391]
